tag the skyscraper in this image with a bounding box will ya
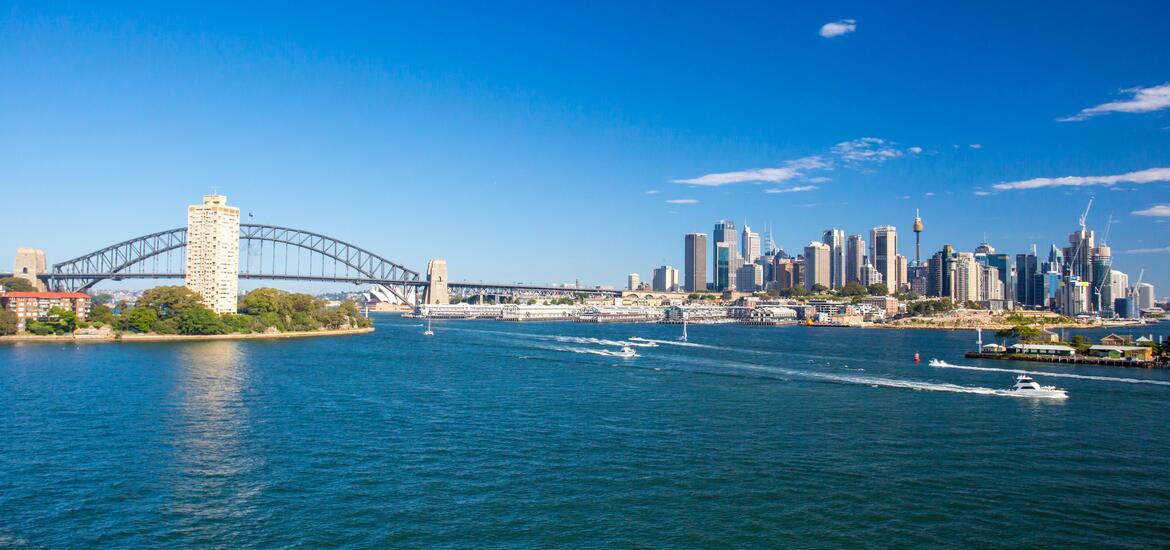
[928,245,955,298]
[1016,250,1038,307]
[845,234,865,284]
[952,252,980,303]
[870,226,898,295]
[742,224,761,264]
[627,273,640,291]
[803,241,831,289]
[1090,245,1112,312]
[715,242,732,291]
[713,220,738,288]
[821,228,845,289]
[185,194,240,314]
[735,263,763,292]
[684,233,707,292]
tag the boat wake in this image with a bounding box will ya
[623,337,713,349]
[929,359,1170,387]
[552,345,638,358]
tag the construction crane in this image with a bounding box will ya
[1102,213,1113,246]
[1079,197,1094,233]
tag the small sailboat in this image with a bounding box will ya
[679,317,688,342]
[423,317,434,336]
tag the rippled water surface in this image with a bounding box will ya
[2,316,1169,547]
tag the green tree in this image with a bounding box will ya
[91,293,114,306]
[177,308,227,335]
[125,307,159,333]
[0,277,37,292]
[840,281,868,297]
[0,310,18,335]
[811,283,829,293]
[45,306,78,333]
[89,304,115,325]
[780,285,809,298]
[137,286,205,318]
[866,283,889,296]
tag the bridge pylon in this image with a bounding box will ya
[423,259,448,305]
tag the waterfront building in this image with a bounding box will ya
[822,229,845,289]
[735,263,764,293]
[185,194,240,314]
[1135,283,1156,311]
[652,265,679,292]
[845,234,864,284]
[742,224,761,264]
[684,233,708,293]
[869,226,898,295]
[627,273,640,291]
[804,242,831,289]
[715,242,732,291]
[0,291,90,332]
[713,220,738,289]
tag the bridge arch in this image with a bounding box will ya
[49,224,420,293]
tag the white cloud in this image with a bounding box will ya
[765,185,818,194]
[1125,246,1170,254]
[819,19,856,38]
[973,191,991,196]
[924,191,936,196]
[806,176,832,183]
[673,156,826,186]
[1059,83,1170,122]
[992,167,1170,191]
[1134,204,1170,217]
[644,189,659,195]
[666,198,699,204]
[832,137,903,163]
[907,146,923,154]
[969,144,982,149]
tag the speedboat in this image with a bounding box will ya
[626,337,659,348]
[614,346,638,359]
[1004,375,1067,399]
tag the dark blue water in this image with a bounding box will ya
[2,315,1169,547]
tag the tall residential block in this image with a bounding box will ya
[870,226,898,295]
[803,241,831,289]
[627,273,641,291]
[822,228,845,289]
[684,233,707,292]
[185,194,240,314]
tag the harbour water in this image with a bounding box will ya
[2,315,1169,547]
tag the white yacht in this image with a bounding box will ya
[422,317,434,336]
[1004,375,1067,399]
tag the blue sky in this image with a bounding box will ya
[2,1,1169,294]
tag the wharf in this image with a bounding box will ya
[964,351,1160,368]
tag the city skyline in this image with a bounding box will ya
[2,3,1169,293]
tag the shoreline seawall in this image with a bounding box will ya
[0,327,375,345]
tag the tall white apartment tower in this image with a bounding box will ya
[185,194,240,314]
[742,224,761,264]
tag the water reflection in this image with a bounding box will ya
[166,341,260,523]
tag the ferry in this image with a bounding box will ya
[1003,375,1068,399]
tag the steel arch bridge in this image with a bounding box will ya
[45,224,423,302]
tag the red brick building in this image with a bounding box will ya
[0,292,91,332]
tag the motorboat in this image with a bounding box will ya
[1004,375,1067,399]
[613,346,638,359]
[626,337,659,348]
